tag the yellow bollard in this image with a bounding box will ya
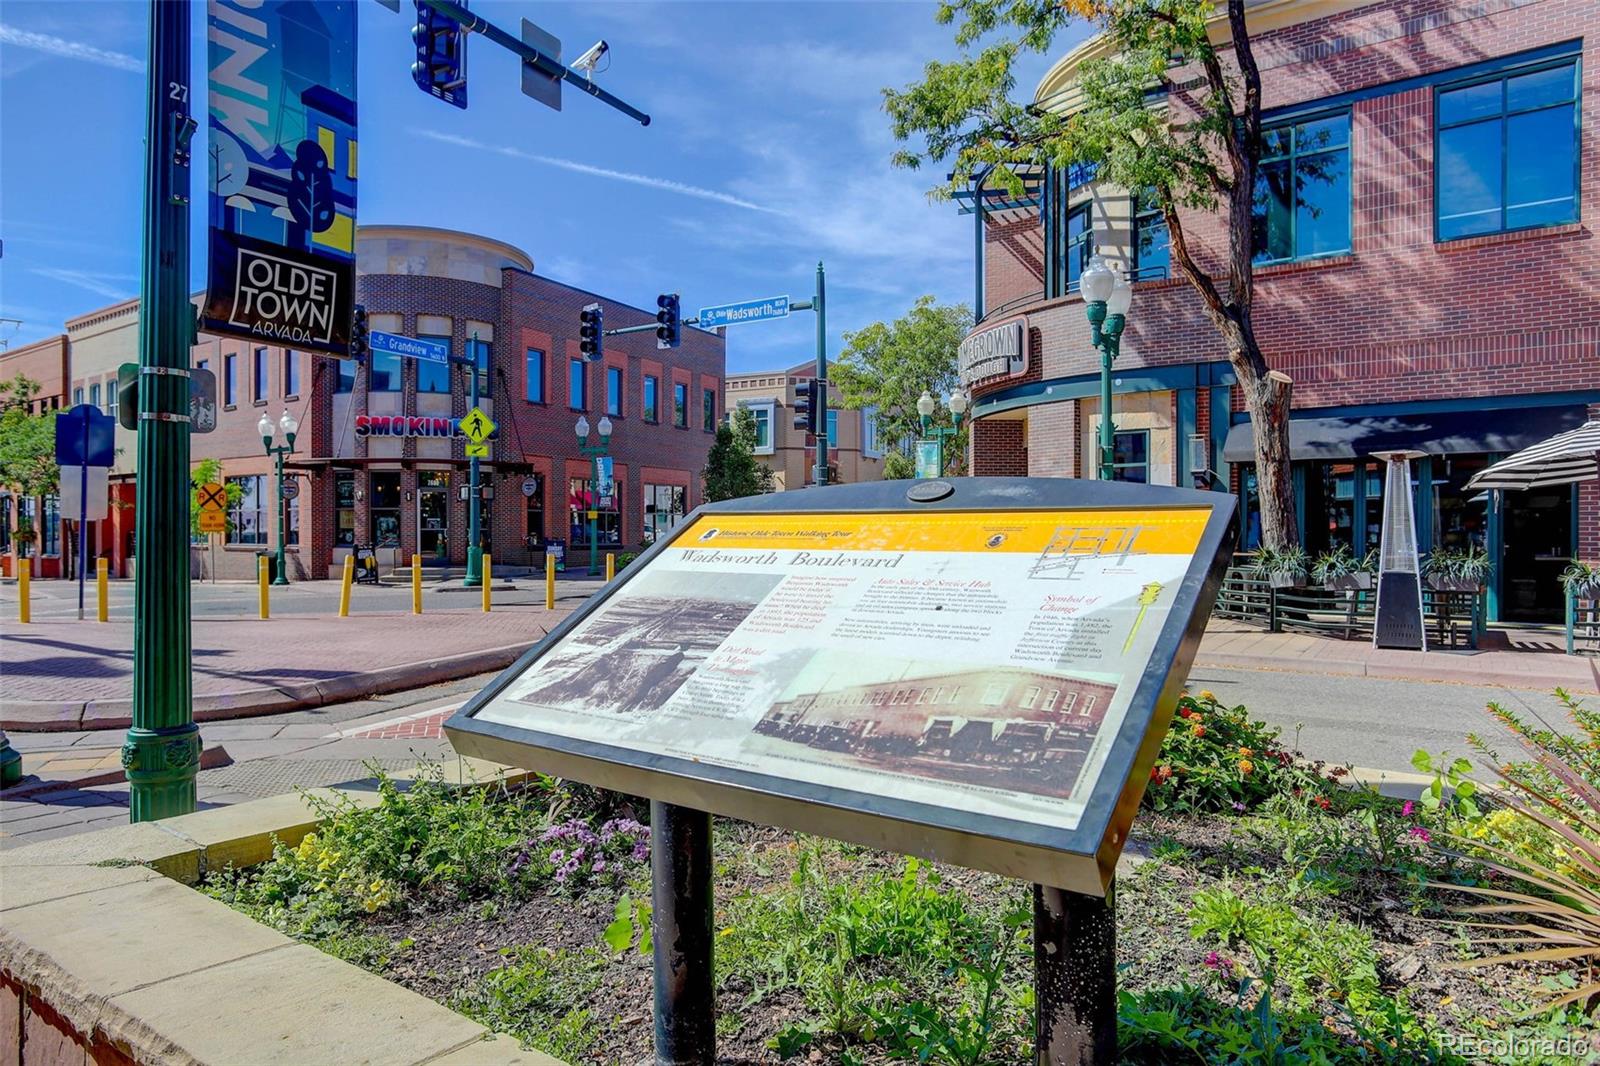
[605,552,615,582]
[17,559,30,624]
[411,554,422,614]
[482,554,492,612]
[338,555,354,617]
[545,555,555,610]
[258,556,270,619]
[96,558,109,622]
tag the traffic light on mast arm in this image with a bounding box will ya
[350,304,370,361]
[579,303,604,361]
[412,0,468,110]
[655,293,681,350]
[793,378,824,434]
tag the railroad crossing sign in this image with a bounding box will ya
[461,406,495,445]
[197,482,227,512]
[465,442,490,458]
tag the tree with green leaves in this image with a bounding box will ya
[702,407,776,502]
[190,457,244,539]
[0,375,59,504]
[831,295,972,477]
[885,0,1299,548]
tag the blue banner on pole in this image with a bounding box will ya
[201,0,357,356]
[370,330,451,363]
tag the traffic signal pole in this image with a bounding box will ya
[811,261,827,486]
[464,332,484,587]
[125,0,201,820]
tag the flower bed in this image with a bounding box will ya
[203,699,1600,1065]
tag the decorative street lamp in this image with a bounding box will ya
[258,408,298,586]
[1081,254,1134,482]
[575,414,613,576]
[916,387,969,477]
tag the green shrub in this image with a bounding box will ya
[449,945,605,1060]
[1144,692,1316,813]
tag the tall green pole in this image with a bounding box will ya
[589,450,600,576]
[271,446,288,585]
[813,261,828,487]
[463,333,483,587]
[124,0,200,821]
[1099,345,1115,482]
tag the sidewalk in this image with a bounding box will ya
[1,606,570,731]
[1195,618,1596,693]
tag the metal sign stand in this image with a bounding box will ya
[650,801,715,1065]
[1034,883,1117,1064]
[1371,449,1428,651]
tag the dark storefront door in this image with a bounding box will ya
[418,472,450,565]
[1500,484,1573,623]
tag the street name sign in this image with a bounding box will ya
[369,330,450,364]
[461,406,496,445]
[446,477,1236,894]
[697,296,789,330]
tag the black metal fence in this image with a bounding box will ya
[1215,565,1483,648]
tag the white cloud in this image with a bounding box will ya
[410,129,783,215]
[0,23,142,73]
[29,267,137,302]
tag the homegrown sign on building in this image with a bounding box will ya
[958,318,1027,388]
[201,0,357,356]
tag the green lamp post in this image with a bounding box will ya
[1080,255,1134,482]
[258,409,298,586]
[575,414,612,576]
[916,388,969,476]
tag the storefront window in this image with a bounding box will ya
[525,474,544,549]
[643,484,686,545]
[16,498,35,557]
[1431,454,1490,551]
[371,472,402,547]
[227,475,267,545]
[569,477,621,547]
[417,334,450,393]
[1110,431,1149,483]
[0,502,10,553]
[334,472,356,547]
[41,496,60,555]
[286,486,300,546]
[1362,461,1385,554]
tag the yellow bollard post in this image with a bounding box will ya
[338,555,354,617]
[96,558,109,622]
[605,553,615,582]
[545,555,555,610]
[482,554,492,612]
[411,554,422,615]
[258,556,269,619]
[17,559,30,624]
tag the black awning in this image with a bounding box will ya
[1221,405,1586,463]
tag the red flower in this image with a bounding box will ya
[1313,796,1332,810]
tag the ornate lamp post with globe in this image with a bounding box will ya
[575,414,613,576]
[916,388,969,476]
[257,408,297,586]
[1079,255,1134,482]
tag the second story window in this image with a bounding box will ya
[224,354,237,406]
[673,382,687,427]
[825,409,838,444]
[253,347,268,401]
[1132,188,1170,281]
[1051,201,1095,294]
[747,403,773,454]
[335,356,355,393]
[644,375,659,422]
[569,357,587,410]
[606,367,622,417]
[370,352,402,392]
[417,335,451,393]
[1253,112,1350,264]
[89,383,101,410]
[702,387,716,432]
[1437,59,1579,240]
[73,387,83,406]
[283,350,301,397]
[525,348,545,403]
[466,336,492,397]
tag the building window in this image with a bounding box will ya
[568,477,621,547]
[569,358,587,410]
[702,387,716,433]
[253,347,268,401]
[673,382,687,427]
[370,352,402,392]
[1132,187,1170,280]
[417,334,450,393]
[106,381,118,421]
[524,474,545,548]
[525,348,545,403]
[466,336,491,397]
[606,367,622,416]
[370,472,401,547]
[1053,201,1095,294]
[1437,59,1579,240]
[1253,112,1350,263]
[643,483,686,545]
[862,405,882,458]
[73,387,83,406]
[825,409,838,444]
[334,472,356,546]
[747,403,774,454]
[1111,430,1149,483]
[224,354,237,406]
[227,475,267,545]
[643,375,659,422]
[88,383,101,410]
[286,490,300,546]
[335,357,355,393]
[41,496,60,555]
[284,350,301,397]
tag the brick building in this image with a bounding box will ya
[726,362,885,488]
[963,0,1600,624]
[0,334,69,577]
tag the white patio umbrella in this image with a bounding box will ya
[1466,419,1600,491]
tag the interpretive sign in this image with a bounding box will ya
[447,478,1235,893]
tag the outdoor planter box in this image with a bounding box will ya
[1426,576,1484,592]
[1268,570,1306,589]
[1324,574,1373,591]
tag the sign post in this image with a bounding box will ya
[460,333,495,588]
[56,403,116,621]
[445,477,1236,1062]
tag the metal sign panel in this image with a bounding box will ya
[958,318,1027,388]
[446,478,1236,894]
[461,406,495,444]
[55,405,116,467]
[200,0,357,356]
[197,482,228,513]
[519,18,562,112]
[198,509,228,534]
[59,465,110,522]
[697,296,789,330]
[370,330,450,364]
[914,440,942,479]
[116,365,219,434]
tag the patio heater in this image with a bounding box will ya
[1371,449,1428,651]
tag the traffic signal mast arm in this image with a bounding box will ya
[416,0,650,126]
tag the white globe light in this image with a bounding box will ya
[575,414,590,440]
[257,413,274,438]
[279,409,299,437]
[946,389,968,415]
[1106,274,1134,316]
[916,391,936,418]
[597,415,613,438]
[1080,253,1115,303]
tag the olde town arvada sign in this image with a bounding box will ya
[958,317,1027,388]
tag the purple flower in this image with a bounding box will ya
[592,859,607,873]
[1202,951,1236,977]
[1408,826,1432,843]
[1402,800,1415,817]
[549,849,565,864]
[631,840,650,862]
[1232,802,1246,812]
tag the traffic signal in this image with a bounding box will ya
[655,292,681,350]
[579,303,604,361]
[350,304,369,361]
[412,0,468,110]
[793,379,824,434]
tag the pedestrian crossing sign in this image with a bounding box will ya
[461,407,495,444]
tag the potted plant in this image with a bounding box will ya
[1247,545,1309,588]
[1425,546,1491,591]
[1311,545,1375,591]
[1561,561,1600,602]
[13,522,36,559]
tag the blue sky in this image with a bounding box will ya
[0,1,1074,373]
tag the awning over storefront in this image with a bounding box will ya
[1221,405,1587,464]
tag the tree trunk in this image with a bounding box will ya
[1231,350,1297,550]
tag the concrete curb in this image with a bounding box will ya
[1193,651,1597,694]
[1,638,541,733]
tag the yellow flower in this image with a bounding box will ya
[1200,690,1217,702]
[719,927,735,937]
[1238,759,1255,775]
[1239,747,1253,757]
